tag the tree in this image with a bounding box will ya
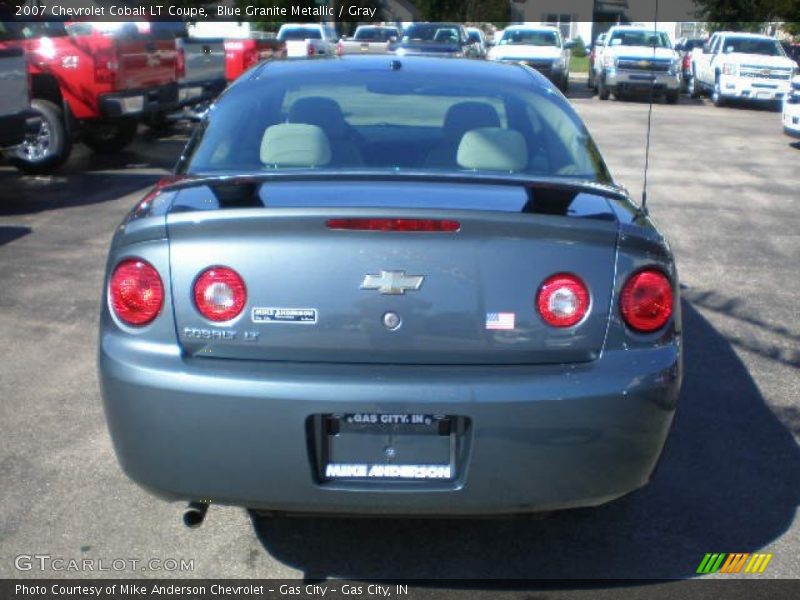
[695,0,800,32]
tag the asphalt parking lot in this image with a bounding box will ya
[1,79,799,585]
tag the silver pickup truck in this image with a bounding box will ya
[0,38,32,150]
[337,26,400,55]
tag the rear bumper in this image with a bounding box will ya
[99,83,179,118]
[99,334,682,515]
[177,78,227,106]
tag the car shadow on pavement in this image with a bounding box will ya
[251,299,800,581]
[0,225,31,246]
[0,171,163,216]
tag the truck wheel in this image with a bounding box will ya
[688,68,701,99]
[83,119,139,153]
[712,76,725,107]
[11,99,72,175]
[559,73,569,93]
[598,76,610,100]
[666,90,680,104]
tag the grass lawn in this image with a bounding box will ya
[570,55,589,73]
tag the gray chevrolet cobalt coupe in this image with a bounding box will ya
[99,55,681,519]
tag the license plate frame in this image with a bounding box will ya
[320,413,458,482]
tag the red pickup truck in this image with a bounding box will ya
[224,37,286,82]
[1,21,178,174]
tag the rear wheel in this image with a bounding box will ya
[11,99,72,175]
[559,72,569,93]
[83,119,139,153]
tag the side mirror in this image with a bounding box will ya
[564,40,576,49]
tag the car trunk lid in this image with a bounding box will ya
[165,180,619,365]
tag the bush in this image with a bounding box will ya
[571,36,587,58]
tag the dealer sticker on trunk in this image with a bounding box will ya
[252,307,317,324]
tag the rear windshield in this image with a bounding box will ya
[182,68,610,183]
[0,22,67,41]
[500,30,559,47]
[723,37,784,56]
[278,27,322,41]
[403,24,459,43]
[354,28,398,42]
[609,30,670,48]
[467,31,482,44]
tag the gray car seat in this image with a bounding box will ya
[288,97,364,167]
[424,101,502,168]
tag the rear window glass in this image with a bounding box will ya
[403,24,460,43]
[500,30,559,47]
[182,68,610,183]
[278,27,322,41]
[0,22,67,40]
[354,28,398,42]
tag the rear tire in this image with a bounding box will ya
[560,73,569,93]
[83,119,139,153]
[11,99,72,175]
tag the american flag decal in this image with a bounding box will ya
[486,312,515,330]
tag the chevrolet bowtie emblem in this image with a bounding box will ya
[360,270,424,295]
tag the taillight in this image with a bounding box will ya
[176,46,186,79]
[307,44,316,57]
[94,45,118,84]
[336,41,344,56]
[536,273,590,328]
[109,259,163,326]
[620,269,673,333]
[326,218,460,232]
[193,267,247,322]
[682,54,691,69]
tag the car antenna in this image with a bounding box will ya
[640,0,660,217]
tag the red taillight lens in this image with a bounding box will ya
[536,273,590,328]
[307,44,316,57]
[109,259,163,326]
[620,269,673,333]
[193,267,247,322]
[326,218,460,232]
[176,46,186,79]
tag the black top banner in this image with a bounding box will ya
[0,0,783,23]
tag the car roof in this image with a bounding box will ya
[249,54,550,89]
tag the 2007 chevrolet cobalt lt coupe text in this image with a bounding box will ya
[99,55,681,518]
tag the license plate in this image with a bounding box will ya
[322,414,456,481]
[756,91,773,99]
[179,87,203,102]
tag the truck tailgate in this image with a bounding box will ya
[0,46,28,117]
[116,38,177,90]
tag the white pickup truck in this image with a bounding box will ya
[689,32,798,107]
[594,26,681,103]
[784,76,800,138]
[277,23,337,58]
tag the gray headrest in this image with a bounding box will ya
[288,96,348,138]
[443,102,501,140]
[456,127,527,172]
[260,123,331,167]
